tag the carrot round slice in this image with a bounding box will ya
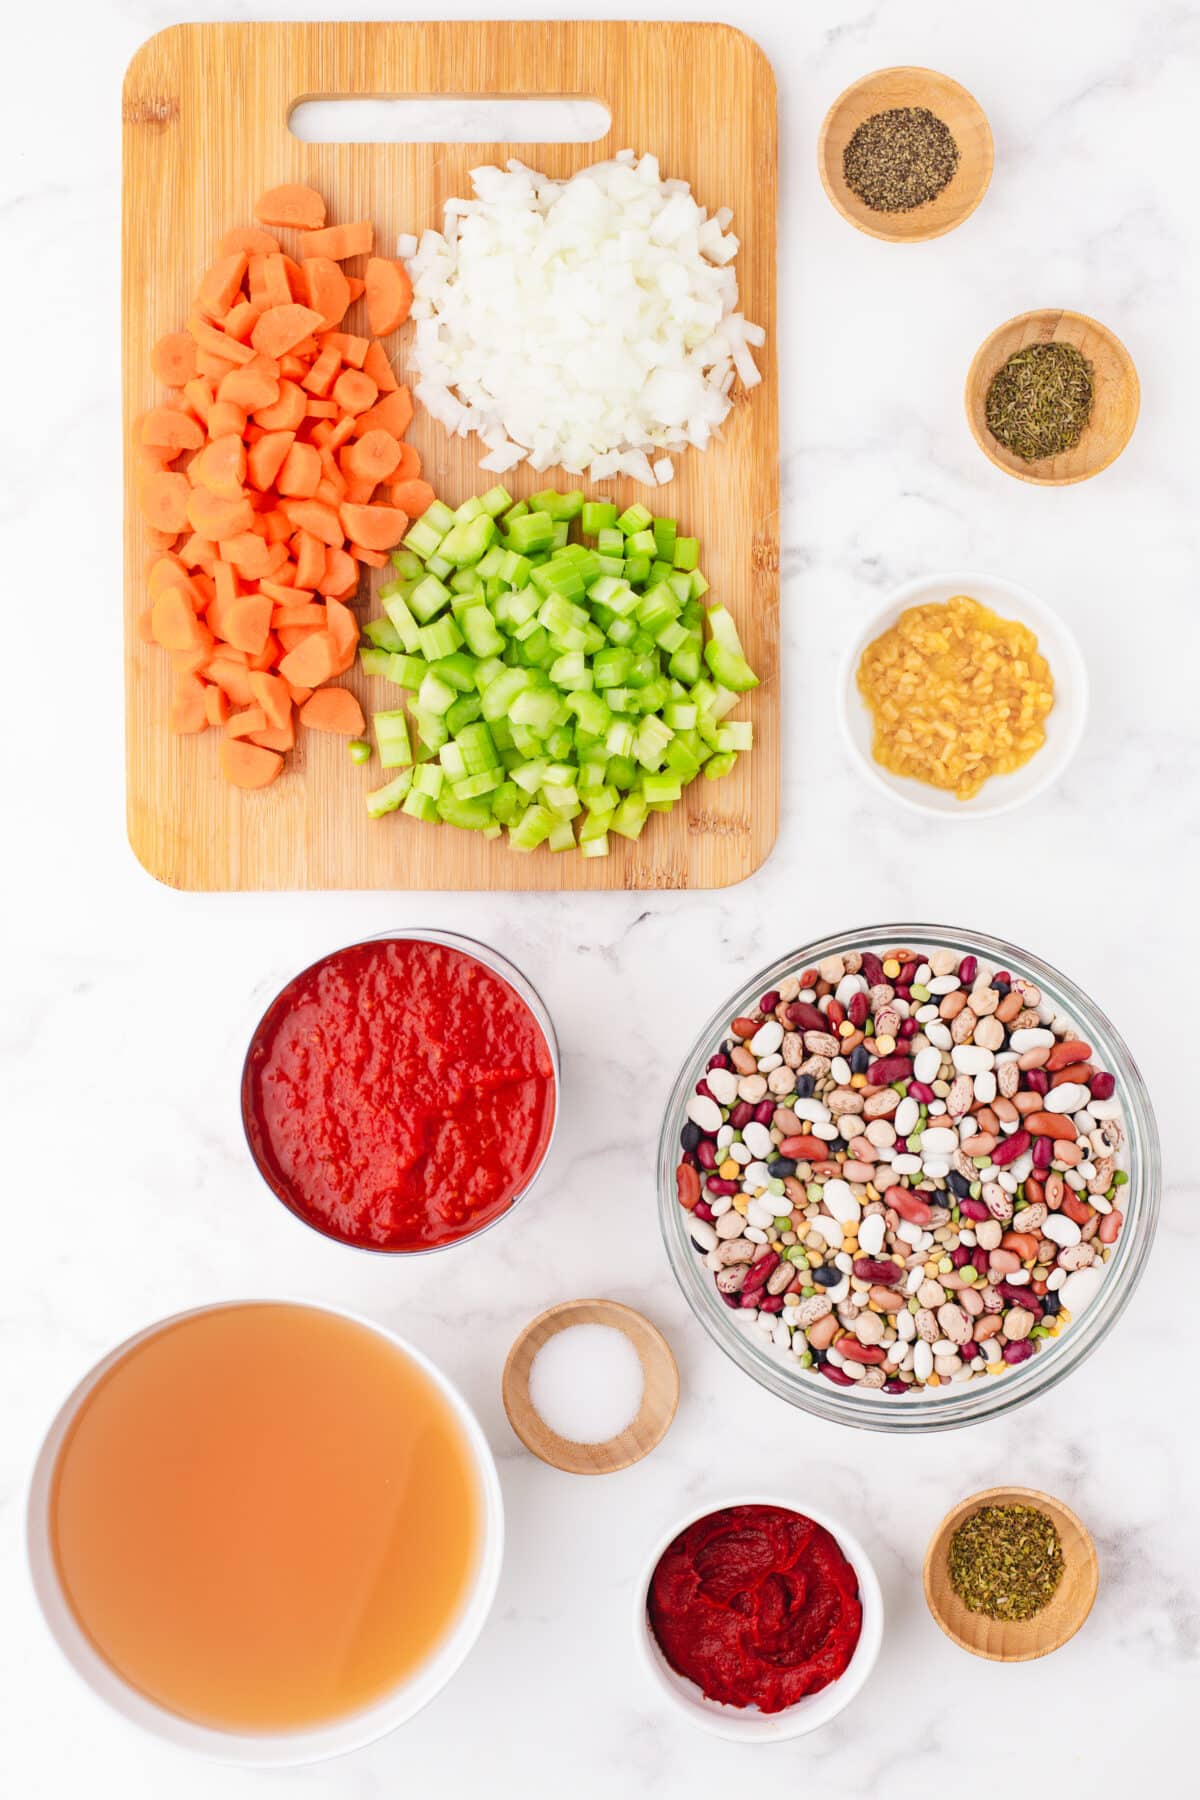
[139,471,192,534]
[300,686,366,736]
[331,369,378,416]
[218,226,282,258]
[191,434,248,498]
[151,331,199,387]
[365,258,413,337]
[221,739,285,788]
[302,256,352,328]
[186,488,255,541]
[254,184,327,232]
[141,407,205,453]
[390,478,435,518]
[342,428,402,483]
[251,304,326,359]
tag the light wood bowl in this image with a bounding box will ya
[924,1486,1098,1661]
[966,308,1140,485]
[502,1299,678,1476]
[818,67,993,243]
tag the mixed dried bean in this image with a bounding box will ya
[675,942,1128,1395]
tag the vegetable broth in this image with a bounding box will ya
[50,1303,482,1731]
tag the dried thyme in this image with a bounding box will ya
[948,1504,1064,1622]
[843,107,960,213]
[985,341,1095,461]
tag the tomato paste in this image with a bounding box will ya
[243,937,556,1251]
[647,1505,862,1712]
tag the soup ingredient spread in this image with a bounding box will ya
[648,1505,862,1711]
[243,937,555,1250]
[50,1304,481,1730]
[357,489,757,856]
[528,1323,644,1444]
[949,1503,1064,1620]
[407,151,762,485]
[985,340,1095,462]
[676,941,1128,1393]
[856,596,1054,799]
[842,107,960,212]
[135,184,423,788]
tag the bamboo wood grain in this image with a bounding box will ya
[924,1485,1099,1662]
[122,22,778,891]
[966,308,1140,485]
[502,1299,678,1475]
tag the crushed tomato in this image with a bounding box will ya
[243,938,555,1251]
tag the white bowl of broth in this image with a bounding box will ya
[26,1300,503,1764]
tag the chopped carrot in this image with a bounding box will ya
[315,477,346,508]
[343,428,402,484]
[331,369,378,415]
[362,338,398,394]
[152,587,212,652]
[262,253,293,309]
[390,477,435,518]
[365,258,413,336]
[251,303,325,359]
[276,623,324,653]
[302,257,352,327]
[151,331,199,387]
[246,427,296,491]
[254,184,327,231]
[248,715,297,752]
[261,580,312,604]
[182,376,216,424]
[306,399,339,420]
[349,543,389,567]
[392,441,422,482]
[207,400,249,440]
[171,673,210,734]
[218,226,281,258]
[248,671,293,729]
[300,687,366,735]
[280,498,342,546]
[191,434,248,498]
[326,414,357,451]
[355,385,414,439]
[221,533,288,579]
[218,364,280,413]
[148,553,192,596]
[292,530,327,589]
[221,739,284,788]
[226,705,269,739]
[222,300,263,344]
[188,315,257,365]
[194,350,241,382]
[302,343,342,397]
[338,502,408,551]
[139,471,191,534]
[341,477,377,506]
[278,630,338,688]
[319,549,360,602]
[299,220,373,261]
[141,406,205,453]
[321,331,368,369]
[261,509,294,544]
[203,684,231,726]
[219,593,274,656]
[271,602,327,628]
[186,488,255,541]
[197,252,249,320]
[173,647,213,678]
[254,379,307,432]
[323,596,360,669]
[276,441,321,498]
[178,532,217,570]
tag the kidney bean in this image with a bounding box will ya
[1025,1176,1045,1204]
[820,1365,856,1386]
[1099,1209,1123,1244]
[707,1051,731,1072]
[799,968,819,987]
[991,1129,1030,1167]
[972,1248,989,1273]
[760,990,780,1014]
[999,1283,1042,1314]
[898,960,918,984]
[1049,1062,1093,1087]
[960,954,978,984]
[886,1184,934,1226]
[779,1133,831,1159]
[682,1150,699,1169]
[894,985,912,1001]
[738,1287,761,1308]
[951,1246,971,1268]
[1056,1140,1084,1166]
[899,1017,918,1040]
[1002,1231,1039,1260]
[848,991,869,1027]
[1032,1135,1055,1171]
[883,1378,908,1393]
[1090,1070,1115,1100]
[753,1099,776,1125]
[729,1100,754,1130]
[695,1078,713,1099]
[731,1015,758,1039]
[854,1258,903,1284]
[1062,1193,1094,1226]
[705,1177,740,1197]
[757,1294,785,1314]
[869,1055,912,1083]
[786,1000,826,1032]
[840,1339,887,1365]
[719,1288,742,1309]
[696,1139,718,1170]
[1027,1112,1077,1139]
[744,1251,780,1288]
[1047,1039,1092,1071]
[1025,1068,1049,1095]
[693,1200,714,1224]
[959,1197,989,1220]
[959,1340,980,1361]
[908,1081,935,1102]
[859,952,884,985]
[676,1162,700,1209]
[826,998,846,1027]
[1003,1340,1035,1364]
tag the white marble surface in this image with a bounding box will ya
[3,0,1199,1792]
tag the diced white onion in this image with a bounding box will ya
[400,151,762,484]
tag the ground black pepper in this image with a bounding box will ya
[843,107,960,212]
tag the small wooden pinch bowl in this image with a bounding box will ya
[818,66,993,243]
[924,1485,1098,1662]
[502,1299,678,1476]
[966,307,1140,485]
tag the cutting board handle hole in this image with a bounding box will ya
[289,97,611,144]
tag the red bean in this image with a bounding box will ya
[682,1149,699,1168]
[869,1055,912,1083]
[752,1099,776,1125]
[894,985,911,1001]
[899,1017,918,1039]
[899,960,919,985]
[991,1128,1030,1167]
[745,1250,780,1287]
[860,952,884,984]
[854,1258,902,1284]
[820,1365,855,1386]
[676,1163,700,1209]
[693,1200,714,1223]
[840,1338,886,1364]
[908,1080,935,1102]
[1099,1209,1123,1244]
[848,991,869,1027]
[960,955,977,984]
[883,1377,908,1393]
[959,1197,989,1220]
[1090,1071,1115,1100]
[719,1288,741,1309]
[887,1184,933,1226]
[1025,1068,1049,1095]
[696,1140,718,1170]
[1032,1135,1054,1170]
[999,1283,1041,1313]
[731,1016,758,1039]
[960,1340,980,1360]
[757,1294,785,1314]
[760,990,780,1013]
[707,1051,731,1071]
[951,1246,970,1268]
[1003,1340,1035,1364]
[972,1248,989,1273]
[826,998,846,1027]
[705,1177,740,1197]
[786,1000,825,1032]
[729,1101,753,1129]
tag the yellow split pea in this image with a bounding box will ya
[857,595,1054,800]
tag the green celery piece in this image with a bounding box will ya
[544,724,574,760]
[510,684,565,734]
[373,710,412,769]
[491,780,522,824]
[456,721,500,773]
[704,750,738,779]
[581,500,618,536]
[437,790,494,830]
[665,736,702,780]
[509,803,555,851]
[402,788,440,822]
[606,617,637,648]
[541,783,581,820]
[689,569,710,599]
[450,570,485,600]
[425,554,453,580]
[703,603,758,693]
[511,758,548,795]
[440,513,496,567]
[642,771,682,803]
[381,592,421,651]
[421,499,456,535]
[623,553,651,586]
[412,762,445,797]
[445,693,483,734]
[388,653,429,691]
[626,528,657,558]
[480,485,514,516]
[452,768,504,801]
[440,741,468,783]
[366,769,414,818]
[481,665,536,722]
[547,819,577,852]
[610,792,649,839]
[409,573,452,623]
[359,646,393,680]
[403,518,443,559]
[717,720,753,752]
[567,689,612,737]
[431,651,476,693]
[664,701,698,730]
[454,495,485,524]
[596,528,624,557]
[652,517,677,560]
[504,511,557,555]
[417,671,457,716]
[607,752,637,790]
[635,714,674,770]
[363,615,404,653]
[617,502,653,537]
[530,489,583,520]
[673,536,699,572]
[605,718,636,759]
[390,548,425,579]
[593,646,634,689]
[668,642,702,686]
[417,614,465,661]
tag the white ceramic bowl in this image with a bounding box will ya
[838,570,1089,818]
[634,1496,883,1741]
[26,1300,504,1766]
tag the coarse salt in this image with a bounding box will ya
[528,1323,644,1445]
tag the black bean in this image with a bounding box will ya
[794,1074,815,1099]
[768,1158,797,1179]
[947,1169,971,1198]
[680,1121,701,1153]
[993,977,1011,995]
[826,1136,847,1157]
[810,1265,841,1288]
[850,1045,870,1074]
[1041,1292,1061,1316]
[811,1347,828,1366]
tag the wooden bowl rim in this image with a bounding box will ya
[923,1484,1099,1661]
[965,306,1141,486]
[502,1298,679,1476]
[817,64,994,244]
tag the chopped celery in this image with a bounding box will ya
[366,770,414,818]
[373,710,412,769]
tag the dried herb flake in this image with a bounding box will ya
[948,1503,1064,1622]
[985,341,1095,462]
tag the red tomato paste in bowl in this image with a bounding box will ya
[647,1504,863,1712]
[242,935,557,1253]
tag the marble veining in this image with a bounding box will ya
[3,0,1199,1794]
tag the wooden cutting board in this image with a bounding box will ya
[123,21,778,890]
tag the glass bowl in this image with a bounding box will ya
[657,923,1160,1432]
[242,929,559,1256]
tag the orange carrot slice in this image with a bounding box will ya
[254,184,327,231]
[151,331,199,387]
[300,687,366,735]
[338,502,408,551]
[365,258,413,336]
[221,739,284,787]
[299,220,373,261]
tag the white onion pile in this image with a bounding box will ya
[403,151,763,486]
